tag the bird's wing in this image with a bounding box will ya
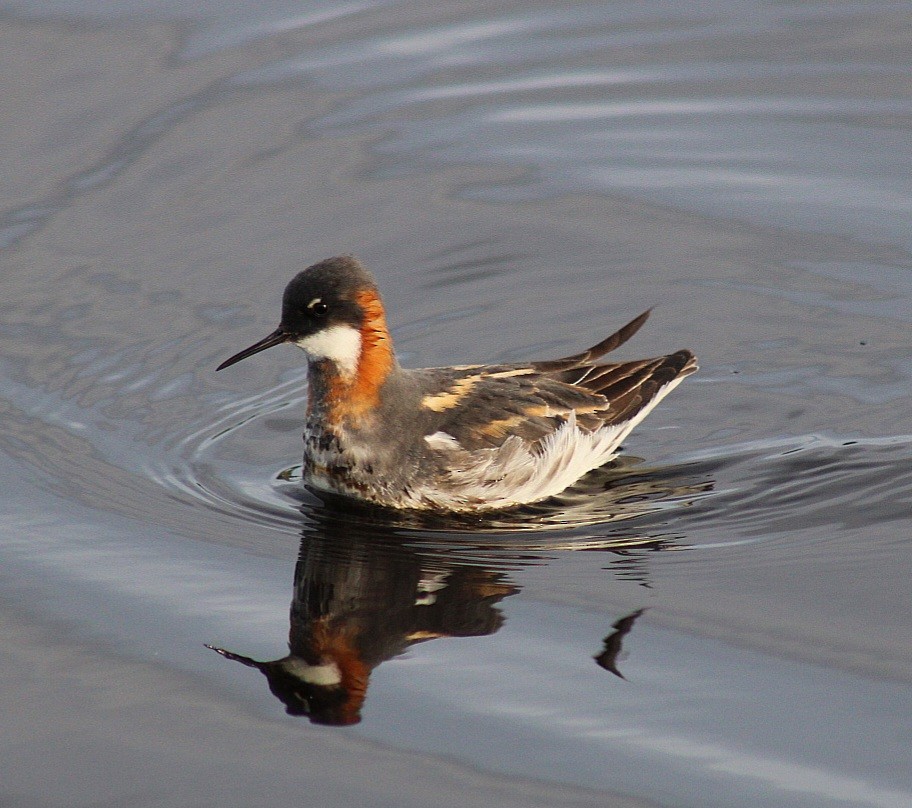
[418,348,696,452]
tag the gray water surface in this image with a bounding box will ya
[2,2,911,807]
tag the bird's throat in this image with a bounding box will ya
[303,291,395,423]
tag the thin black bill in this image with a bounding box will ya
[216,328,289,371]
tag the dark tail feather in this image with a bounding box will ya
[533,309,652,372]
[599,350,697,425]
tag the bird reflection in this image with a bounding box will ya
[208,512,518,725]
[208,461,713,725]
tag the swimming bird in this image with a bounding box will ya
[217,256,697,511]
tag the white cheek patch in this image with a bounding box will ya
[295,325,362,377]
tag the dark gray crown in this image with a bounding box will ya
[280,256,379,337]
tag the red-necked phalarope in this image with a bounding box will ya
[217,256,697,511]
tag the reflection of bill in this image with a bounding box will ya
[208,525,518,725]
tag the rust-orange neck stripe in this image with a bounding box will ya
[326,288,394,423]
[311,622,370,726]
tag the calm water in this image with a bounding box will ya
[2,2,912,806]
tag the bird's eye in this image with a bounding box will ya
[311,301,328,316]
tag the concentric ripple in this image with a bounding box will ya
[144,375,313,534]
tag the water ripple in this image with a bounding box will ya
[223,4,912,250]
[664,434,912,552]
